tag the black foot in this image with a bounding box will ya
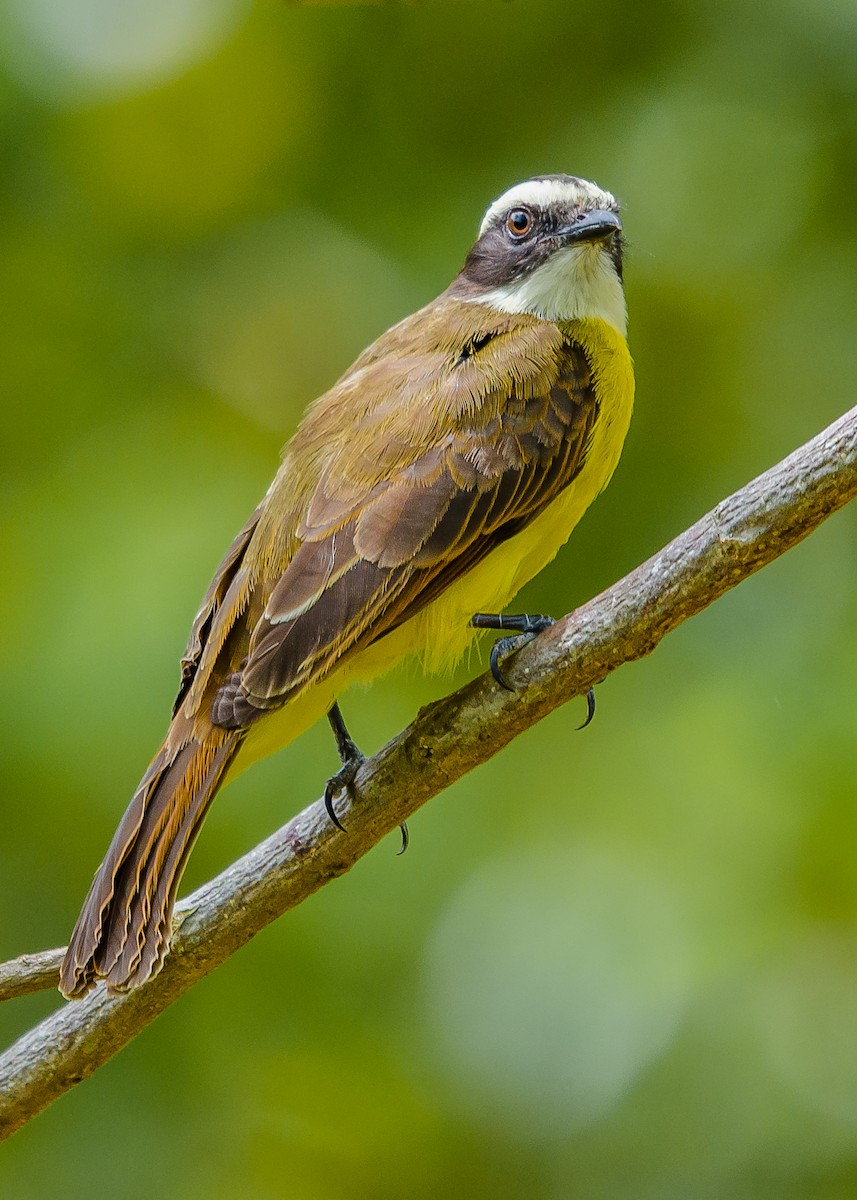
[323,752,364,832]
[324,702,366,831]
[471,612,555,691]
[472,612,598,727]
[325,702,409,851]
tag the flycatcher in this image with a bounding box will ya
[60,174,635,998]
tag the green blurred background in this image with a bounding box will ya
[2,0,857,1195]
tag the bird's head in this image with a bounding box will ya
[453,174,626,334]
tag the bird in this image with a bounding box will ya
[59,173,635,998]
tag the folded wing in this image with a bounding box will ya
[211,339,598,727]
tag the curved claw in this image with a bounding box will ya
[577,686,596,731]
[490,636,518,691]
[397,822,409,856]
[324,781,348,832]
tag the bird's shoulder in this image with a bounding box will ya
[286,298,571,485]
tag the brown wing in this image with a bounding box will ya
[210,340,597,728]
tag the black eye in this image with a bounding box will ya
[506,208,533,238]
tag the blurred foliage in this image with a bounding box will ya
[2,1,857,1196]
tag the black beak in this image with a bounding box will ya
[556,208,622,246]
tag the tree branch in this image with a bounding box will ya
[0,950,65,1003]
[2,403,856,1140]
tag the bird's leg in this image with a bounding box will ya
[324,702,409,852]
[324,702,364,832]
[470,612,596,728]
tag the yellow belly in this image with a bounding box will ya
[235,316,633,775]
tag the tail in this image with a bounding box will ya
[59,726,243,998]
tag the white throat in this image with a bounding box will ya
[474,244,627,336]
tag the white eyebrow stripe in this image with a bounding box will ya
[479,177,618,237]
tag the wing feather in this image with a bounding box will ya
[211,338,598,726]
[172,504,262,715]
